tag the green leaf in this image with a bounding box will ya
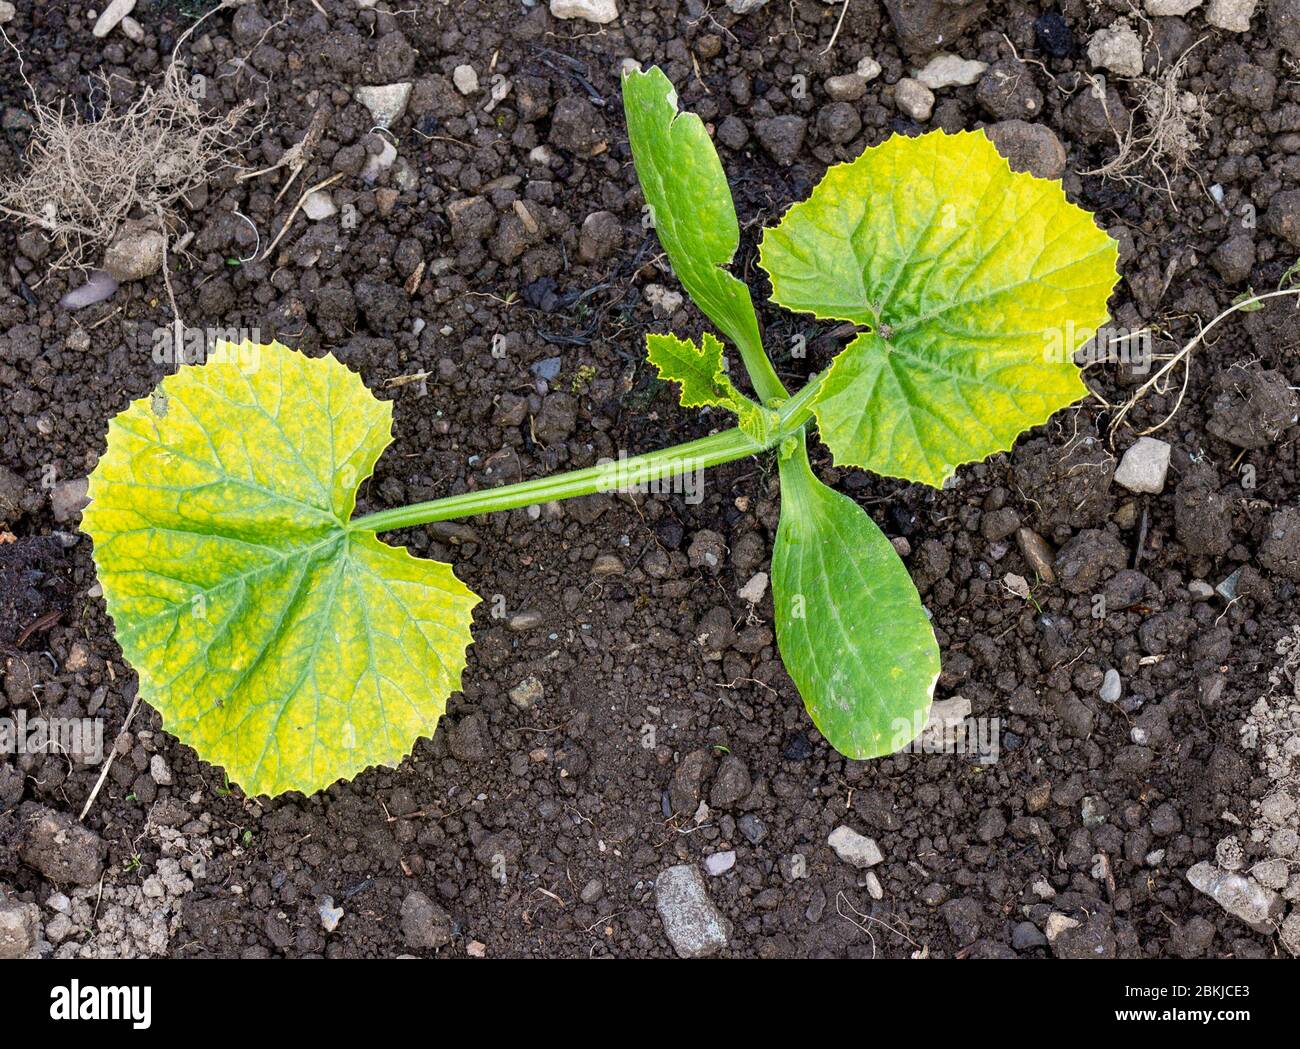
[623,66,784,403]
[645,331,778,446]
[646,331,745,410]
[82,341,480,797]
[772,435,939,758]
[759,129,1119,487]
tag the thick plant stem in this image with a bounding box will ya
[353,370,827,534]
[735,333,788,405]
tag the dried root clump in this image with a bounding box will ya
[0,60,254,270]
[1081,42,1210,199]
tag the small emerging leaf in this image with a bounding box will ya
[82,341,480,797]
[646,332,777,446]
[772,436,940,758]
[646,331,744,410]
[760,129,1119,487]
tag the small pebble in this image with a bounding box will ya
[828,825,884,868]
[452,65,479,95]
[703,851,736,876]
[894,78,935,122]
[149,754,173,786]
[738,572,768,604]
[318,896,343,933]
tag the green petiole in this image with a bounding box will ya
[351,369,826,534]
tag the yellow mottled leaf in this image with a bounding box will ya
[82,341,479,797]
[760,129,1119,487]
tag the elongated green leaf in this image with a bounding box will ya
[772,435,939,758]
[623,67,784,403]
[82,341,480,797]
[759,129,1119,487]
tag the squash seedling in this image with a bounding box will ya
[82,68,1119,796]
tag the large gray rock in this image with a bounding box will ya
[0,898,41,959]
[1186,862,1284,931]
[986,121,1067,180]
[1113,437,1171,494]
[0,465,28,526]
[102,219,164,282]
[1207,0,1258,29]
[400,891,452,949]
[50,477,89,524]
[655,864,730,958]
[354,83,412,128]
[19,804,107,886]
[828,825,885,868]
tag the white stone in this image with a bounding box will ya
[1087,24,1144,78]
[0,2,18,24]
[828,825,884,868]
[1100,668,1122,703]
[1187,861,1284,930]
[644,283,683,317]
[825,74,867,101]
[913,53,988,90]
[360,138,397,183]
[354,82,412,128]
[550,0,619,24]
[1144,0,1202,13]
[302,191,337,221]
[318,895,344,933]
[894,78,934,121]
[1003,572,1031,599]
[738,572,769,604]
[120,15,144,42]
[703,851,736,876]
[1113,436,1171,494]
[856,56,882,82]
[452,64,479,95]
[1206,0,1258,30]
[149,753,173,786]
[92,0,136,38]
[1044,912,1079,941]
[727,0,770,10]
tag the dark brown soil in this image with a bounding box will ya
[2,0,1299,959]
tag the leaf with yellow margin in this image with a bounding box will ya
[759,129,1119,488]
[82,341,480,797]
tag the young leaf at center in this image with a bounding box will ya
[623,66,785,403]
[645,331,778,445]
[82,342,480,797]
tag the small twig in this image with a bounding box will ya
[79,690,142,822]
[260,171,342,261]
[1107,288,1300,439]
[821,0,852,56]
